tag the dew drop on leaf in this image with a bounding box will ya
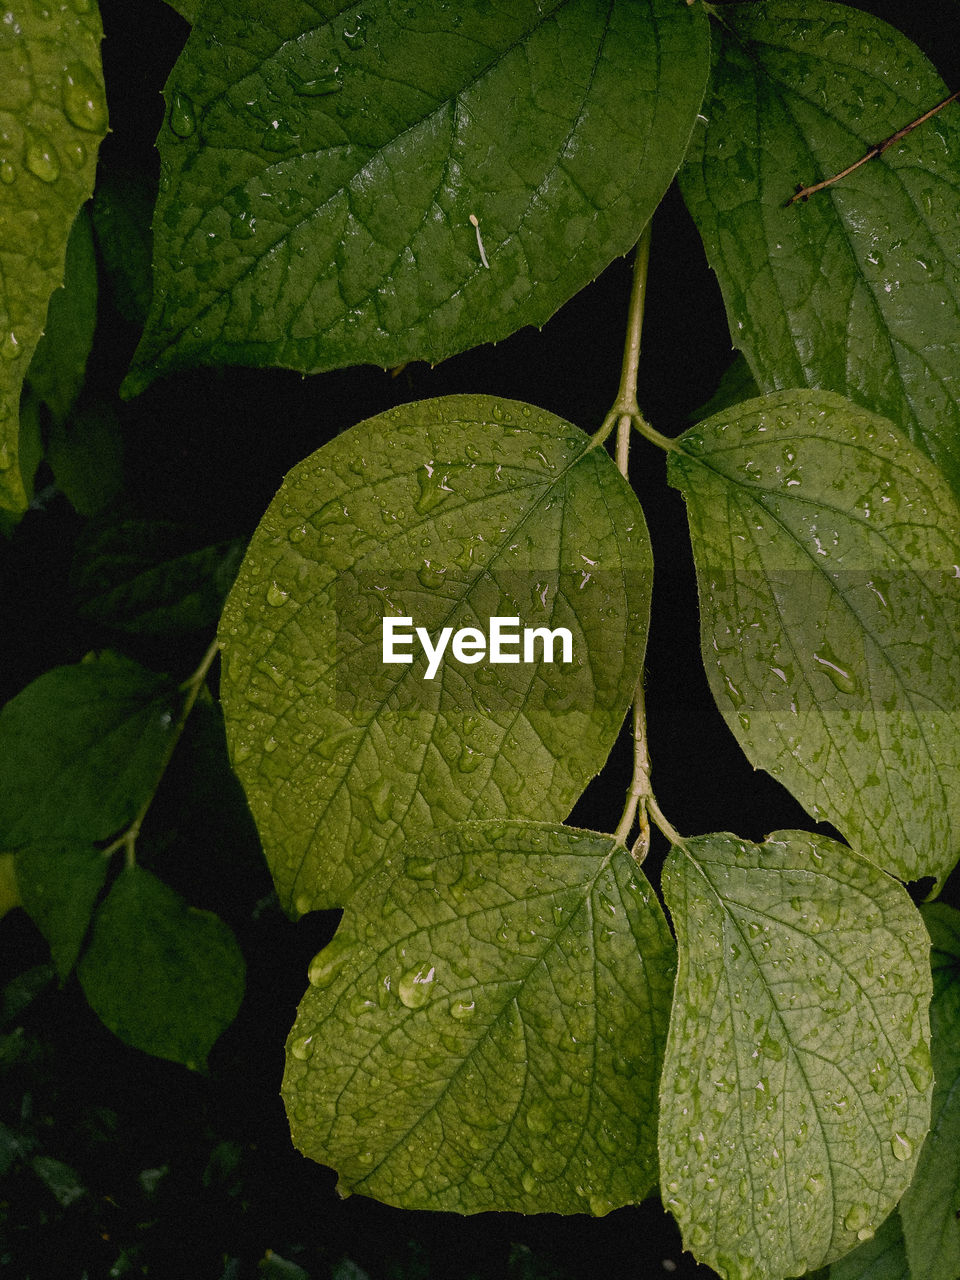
[168,90,196,138]
[62,62,108,133]
[397,963,436,1009]
[24,130,60,183]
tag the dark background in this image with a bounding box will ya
[1,2,958,1277]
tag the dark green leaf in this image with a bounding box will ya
[14,842,107,978]
[26,206,98,425]
[283,821,675,1213]
[47,404,123,516]
[163,0,198,23]
[659,831,932,1279]
[123,0,709,392]
[680,2,960,493]
[668,389,960,889]
[73,521,244,635]
[688,353,759,423]
[219,394,651,913]
[898,904,960,1280]
[78,864,245,1068]
[0,0,108,513]
[0,653,179,846]
[829,1211,909,1280]
[0,852,19,919]
[90,168,155,328]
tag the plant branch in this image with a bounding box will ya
[787,88,960,205]
[100,638,221,867]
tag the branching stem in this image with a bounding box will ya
[100,638,220,867]
[787,88,960,205]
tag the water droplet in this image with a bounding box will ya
[307,934,355,988]
[293,69,341,96]
[62,62,108,132]
[804,1175,823,1196]
[905,1040,932,1091]
[168,90,196,138]
[24,131,60,182]
[450,997,475,1020]
[266,581,289,607]
[230,211,257,240]
[760,1031,783,1061]
[261,118,301,152]
[891,1131,913,1161]
[521,1170,538,1194]
[457,745,482,774]
[414,464,452,514]
[398,963,436,1009]
[812,645,858,694]
[364,777,393,823]
[416,562,446,590]
[0,160,15,185]
[1,332,22,361]
[843,1203,871,1233]
[683,432,705,454]
[343,14,366,48]
[290,1034,314,1060]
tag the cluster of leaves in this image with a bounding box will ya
[3,2,960,1279]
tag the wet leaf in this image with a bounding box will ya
[78,864,245,1068]
[0,0,107,513]
[0,652,179,846]
[898,904,960,1280]
[123,0,709,392]
[668,389,960,889]
[26,206,98,425]
[282,821,675,1213]
[680,2,960,494]
[829,1211,908,1280]
[90,168,155,328]
[659,831,932,1280]
[219,394,651,913]
[14,842,108,978]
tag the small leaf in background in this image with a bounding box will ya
[90,168,155,329]
[78,864,245,1068]
[25,206,98,426]
[163,0,199,24]
[0,852,20,919]
[0,652,179,846]
[687,353,759,424]
[680,2,960,494]
[73,520,244,634]
[668,389,960,889]
[123,0,709,391]
[0,0,108,514]
[898,904,960,1280]
[46,403,123,516]
[282,821,675,1214]
[659,831,932,1279]
[14,842,107,978]
[220,395,652,913]
[829,1210,908,1280]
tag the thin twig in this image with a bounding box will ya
[787,88,960,205]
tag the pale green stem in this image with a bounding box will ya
[101,637,221,866]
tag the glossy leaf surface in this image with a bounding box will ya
[659,831,932,1279]
[78,864,245,1069]
[124,0,709,391]
[680,1,960,494]
[0,0,107,512]
[220,395,651,913]
[282,821,675,1213]
[668,389,960,888]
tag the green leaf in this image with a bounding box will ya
[123,0,709,393]
[47,403,123,516]
[78,864,245,1068]
[73,521,244,634]
[163,0,198,22]
[14,842,107,978]
[680,2,960,494]
[282,821,675,1213]
[898,904,960,1280]
[659,831,932,1280]
[25,206,98,425]
[0,0,108,513]
[667,389,960,889]
[0,852,19,919]
[829,1211,909,1280]
[219,394,652,913]
[688,353,759,423]
[90,168,155,328]
[0,652,179,846]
